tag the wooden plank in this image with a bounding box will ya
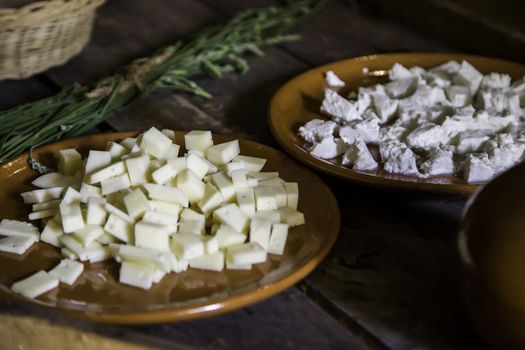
[133,288,368,350]
[45,0,220,85]
[302,181,480,349]
[0,77,56,110]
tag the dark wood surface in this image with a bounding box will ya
[0,0,494,348]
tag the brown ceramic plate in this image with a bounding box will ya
[268,53,525,196]
[459,162,525,349]
[0,131,340,324]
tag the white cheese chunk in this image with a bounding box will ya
[104,203,134,224]
[214,203,250,233]
[342,140,378,171]
[464,154,495,183]
[89,161,126,185]
[205,235,219,254]
[278,207,305,227]
[226,261,252,270]
[171,233,205,260]
[11,271,59,299]
[379,140,420,176]
[59,202,84,233]
[284,182,299,210]
[61,247,77,260]
[120,137,137,150]
[186,153,210,179]
[125,155,150,186]
[178,220,205,235]
[176,169,206,203]
[49,259,84,285]
[214,225,247,248]
[0,235,36,255]
[73,225,104,247]
[101,173,131,195]
[372,94,399,123]
[62,187,81,204]
[206,140,240,166]
[59,236,107,262]
[104,214,133,243]
[32,173,75,189]
[197,183,224,216]
[106,142,129,161]
[298,119,338,144]
[268,223,289,255]
[123,189,150,221]
[232,155,266,173]
[86,197,107,226]
[140,127,173,159]
[189,251,225,271]
[325,70,345,89]
[151,163,177,184]
[79,182,102,203]
[135,221,170,251]
[58,149,82,176]
[143,183,188,207]
[119,260,156,290]
[385,78,417,99]
[21,187,64,204]
[253,210,281,223]
[210,172,235,202]
[321,89,363,122]
[254,187,278,211]
[116,245,172,272]
[84,150,112,177]
[28,209,56,221]
[249,217,272,250]
[148,200,181,216]
[420,148,455,176]
[40,220,63,247]
[236,187,256,217]
[226,242,267,266]
[185,130,214,153]
[453,61,483,95]
[309,137,346,159]
[32,199,60,212]
[162,143,181,160]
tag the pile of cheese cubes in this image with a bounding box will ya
[1,127,305,297]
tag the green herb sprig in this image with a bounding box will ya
[0,0,326,168]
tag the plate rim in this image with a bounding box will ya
[268,52,525,196]
[0,131,341,324]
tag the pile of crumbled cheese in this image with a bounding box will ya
[1,128,304,298]
[298,61,525,183]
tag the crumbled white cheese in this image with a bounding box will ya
[309,137,346,159]
[406,123,448,150]
[324,70,345,89]
[379,140,420,176]
[463,154,494,183]
[321,89,362,122]
[298,119,338,144]
[420,148,454,176]
[342,140,378,171]
[338,117,380,144]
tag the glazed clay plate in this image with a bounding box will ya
[269,53,525,196]
[0,131,340,324]
[459,161,525,349]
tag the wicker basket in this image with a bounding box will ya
[0,0,105,80]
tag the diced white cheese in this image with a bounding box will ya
[372,94,399,123]
[140,127,173,159]
[206,140,240,166]
[254,187,278,211]
[89,161,126,184]
[236,187,256,217]
[185,131,214,153]
[226,242,267,266]
[142,211,178,233]
[249,217,272,249]
[79,182,102,203]
[104,203,134,224]
[120,137,137,150]
[135,221,170,251]
[148,200,181,216]
[119,260,156,290]
[84,150,112,177]
[73,225,104,247]
[284,182,299,210]
[213,203,250,234]
[59,202,84,233]
[232,155,266,173]
[278,207,305,227]
[125,155,150,186]
[28,209,56,221]
[189,251,225,271]
[214,225,247,248]
[86,197,107,226]
[151,163,177,184]
[21,187,64,204]
[11,271,59,299]
[116,245,172,272]
[171,233,205,260]
[210,172,235,202]
[123,189,150,221]
[197,183,224,216]
[230,169,249,189]
[162,143,181,160]
[268,223,289,255]
[253,210,281,223]
[0,235,36,255]
[58,149,82,176]
[143,183,188,207]
[61,247,77,260]
[225,260,252,270]
[59,236,107,262]
[106,142,129,160]
[186,153,210,179]
[32,173,75,189]
[178,220,205,235]
[49,259,84,285]
[32,199,60,212]
[104,214,133,243]
[176,169,206,203]
[205,235,219,254]
[40,220,63,247]
[62,187,81,204]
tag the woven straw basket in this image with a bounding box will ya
[0,0,105,80]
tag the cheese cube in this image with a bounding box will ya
[135,221,170,251]
[104,203,134,224]
[89,161,126,184]
[116,245,172,272]
[176,169,206,203]
[161,129,175,140]
[0,220,39,241]
[186,153,210,179]
[210,172,235,202]
[167,157,187,173]
[119,260,156,290]
[151,163,177,185]
[73,225,104,247]
[253,210,281,223]
[86,197,107,225]
[32,199,60,212]
[143,183,188,207]
[205,235,219,254]
[106,142,128,160]
[28,209,56,221]
[249,217,272,249]
[270,185,287,208]
[236,188,255,217]
[62,187,81,204]
[58,149,82,176]
[32,173,75,189]
[178,220,205,235]
[226,242,267,266]
[21,187,64,204]
[233,155,266,172]
[213,204,250,233]
[190,251,224,271]
[140,127,173,159]
[79,183,102,203]
[11,271,59,299]
[171,233,205,260]
[123,189,150,220]
[142,211,178,233]
[60,202,84,233]
[104,214,133,243]
[49,259,84,285]
[268,223,288,255]
[222,161,247,175]
[162,143,181,160]
[254,187,278,211]
[197,183,223,216]
[59,236,107,262]
[188,150,218,174]
[258,177,285,187]
[84,150,112,176]
[148,200,181,216]
[40,220,63,247]
[151,269,166,283]
[96,232,119,245]
[61,247,77,260]
[120,137,137,150]
[184,130,213,153]
[231,169,249,189]
[206,140,240,166]
[284,182,299,210]
[0,236,36,255]
[101,173,131,195]
[180,208,205,224]
[125,155,150,185]
[278,207,305,226]
[214,225,246,248]
[248,172,279,181]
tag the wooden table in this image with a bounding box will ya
[0,1,483,349]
